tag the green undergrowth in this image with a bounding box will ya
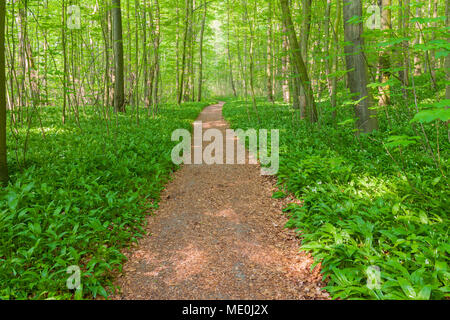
[0,101,213,300]
[223,93,449,300]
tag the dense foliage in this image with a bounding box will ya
[0,101,212,299]
[223,82,449,300]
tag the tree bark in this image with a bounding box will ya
[226,0,237,97]
[413,5,423,76]
[112,0,126,112]
[400,0,411,100]
[0,0,8,185]
[343,0,378,133]
[298,0,312,116]
[281,22,290,103]
[153,0,161,113]
[266,0,274,102]
[379,0,391,107]
[330,0,341,119]
[197,0,207,102]
[279,0,318,122]
[445,0,450,142]
[446,0,450,101]
[178,0,190,104]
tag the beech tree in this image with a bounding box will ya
[279,0,318,123]
[112,0,126,113]
[343,0,378,133]
[0,0,7,185]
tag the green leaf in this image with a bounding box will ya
[398,278,416,299]
[411,108,450,124]
[417,286,431,300]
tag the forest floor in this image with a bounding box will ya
[110,102,329,300]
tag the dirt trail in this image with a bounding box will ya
[111,102,329,300]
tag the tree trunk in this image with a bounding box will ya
[62,0,67,123]
[446,0,450,101]
[266,0,274,102]
[152,0,161,113]
[413,5,422,76]
[112,0,125,112]
[331,0,341,119]
[0,0,7,185]
[343,0,378,133]
[400,0,411,100]
[176,0,180,100]
[197,0,207,102]
[298,0,312,117]
[445,0,450,142]
[379,0,391,107]
[281,22,290,103]
[279,0,318,122]
[226,1,237,97]
[178,0,190,104]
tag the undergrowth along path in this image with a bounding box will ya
[111,102,329,300]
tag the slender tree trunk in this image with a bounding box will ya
[176,0,180,100]
[62,0,67,123]
[244,0,260,121]
[324,0,332,97]
[188,0,195,102]
[226,1,237,97]
[446,0,450,101]
[279,0,318,122]
[413,5,423,76]
[398,0,410,100]
[0,0,8,185]
[152,0,161,113]
[298,0,312,116]
[112,0,125,113]
[134,0,140,125]
[343,0,378,133]
[281,22,290,103]
[197,0,207,102]
[379,0,391,107]
[178,0,190,104]
[331,0,341,119]
[445,0,450,142]
[266,0,274,102]
[429,0,438,80]
[143,0,149,110]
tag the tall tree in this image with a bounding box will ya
[197,0,207,102]
[281,20,290,103]
[379,0,392,107]
[266,0,274,102]
[226,0,237,97]
[343,0,378,133]
[62,0,67,123]
[400,0,411,100]
[178,0,190,105]
[279,0,318,122]
[446,0,450,142]
[298,0,312,116]
[327,0,341,120]
[446,0,450,102]
[112,0,125,112]
[0,0,7,185]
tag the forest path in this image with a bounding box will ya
[111,102,329,300]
